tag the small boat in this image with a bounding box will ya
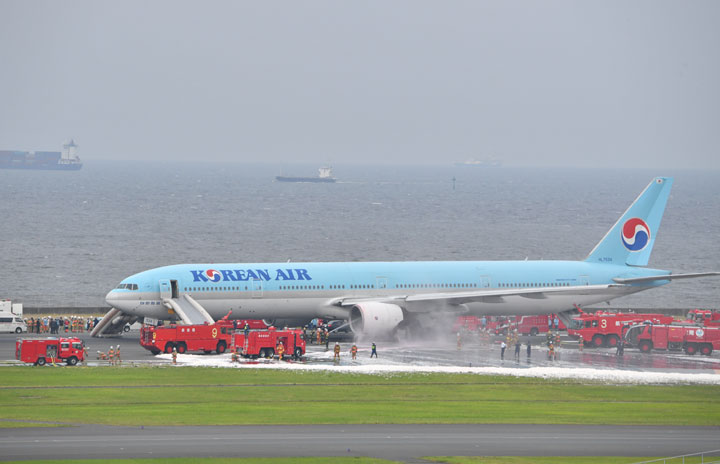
[275,166,336,183]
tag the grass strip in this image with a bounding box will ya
[1,367,719,426]
[0,459,398,464]
[427,458,707,464]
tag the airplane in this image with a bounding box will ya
[100,177,718,338]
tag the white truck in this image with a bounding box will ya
[0,300,26,333]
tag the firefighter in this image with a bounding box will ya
[548,342,555,360]
[276,342,285,360]
[457,332,462,351]
[333,342,341,361]
[500,341,507,360]
[350,344,358,360]
[108,346,115,366]
[370,342,378,358]
[316,328,322,345]
[231,345,238,363]
[243,322,250,340]
[578,335,584,352]
[115,345,121,365]
[172,346,178,364]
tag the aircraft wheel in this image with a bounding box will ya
[67,356,78,366]
[164,343,175,354]
[592,334,605,348]
[216,342,226,354]
[37,358,46,366]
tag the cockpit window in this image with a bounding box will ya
[116,283,138,290]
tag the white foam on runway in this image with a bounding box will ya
[155,352,720,385]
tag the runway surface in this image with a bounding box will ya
[2,424,719,461]
[3,330,720,374]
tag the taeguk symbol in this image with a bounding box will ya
[205,269,222,282]
[621,218,650,251]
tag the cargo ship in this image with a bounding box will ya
[0,140,83,171]
[276,166,336,183]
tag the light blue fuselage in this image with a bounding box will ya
[105,260,669,322]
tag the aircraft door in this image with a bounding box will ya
[171,280,179,298]
[376,277,388,290]
[252,279,263,298]
[479,275,490,288]
[579,275,589,286]
[159,280,171,300]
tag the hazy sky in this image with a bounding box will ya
[1,1,718,168]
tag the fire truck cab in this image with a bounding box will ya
[232,327,305,360]
[16,337,85,366]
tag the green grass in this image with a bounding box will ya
[0,459,398,464]
[1,367,719,426]
[427,458,706,464]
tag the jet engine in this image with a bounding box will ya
[349,302,404,337]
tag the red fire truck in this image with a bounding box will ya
[15,337,86,366]
[496,315,567,336]
[567,311,674,348]
[140,312,269,355]
[686,309,720,327]
[625,323,720,355]
[231,327,306,360]
[140,320,234,355]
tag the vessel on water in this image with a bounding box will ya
[454,157,502,168]
[276,166,336,183]
[0,140,83,171]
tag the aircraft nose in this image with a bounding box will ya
[105,290,122,308]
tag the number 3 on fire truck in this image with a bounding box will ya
[600,320,607,329]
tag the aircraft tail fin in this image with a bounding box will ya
[585,177,673,267]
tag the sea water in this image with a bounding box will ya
[1,162,718,309]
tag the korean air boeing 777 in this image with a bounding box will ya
[100,177,718,338]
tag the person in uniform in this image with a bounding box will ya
[578,335,584,352]
[277,342,285,360]
[108,346,115,366]
[370,342,378,358]
[172,346,178,364]
[500,341,507,360]
[350,344,358,360]
[333,342,341,361]
[115,345,121,365]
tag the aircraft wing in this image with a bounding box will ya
[335,284,618,311]
[613,272,720,284]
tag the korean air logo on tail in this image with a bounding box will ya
[205,269,222,282]
[621,218,650,251]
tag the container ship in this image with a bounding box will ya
[276,166,336,183]
[0,140,83,171]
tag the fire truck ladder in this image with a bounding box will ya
[162,294,215,325]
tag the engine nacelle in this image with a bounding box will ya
[349,302,404,337]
